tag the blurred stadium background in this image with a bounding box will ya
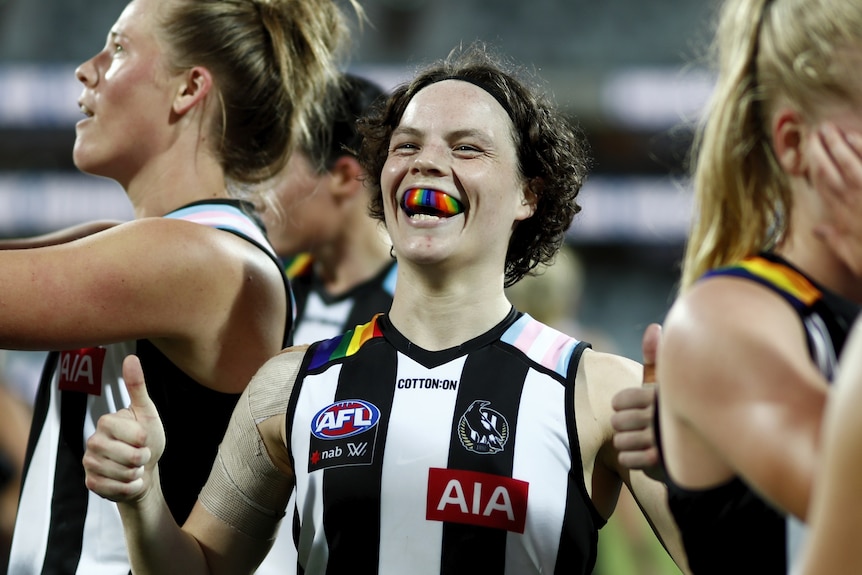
[0,2,723,573]
[0,0,720,368]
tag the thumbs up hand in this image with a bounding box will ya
[83,355,166,503]
[610,323,666,482]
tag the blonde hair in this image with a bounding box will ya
[157,0,363,186]
[681,0,862,290]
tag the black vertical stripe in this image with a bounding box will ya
[20,352,57,485]
[322,341,397,574]
[555,341,599,575]
[440,346,528,574]
[294,507,304,575]
[42,388,89,574]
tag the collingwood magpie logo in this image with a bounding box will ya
[458,400,509,454]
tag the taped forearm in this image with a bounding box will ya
[198,352,302,540]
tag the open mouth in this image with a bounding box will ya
[401,188,464,218]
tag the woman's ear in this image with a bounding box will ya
[173,66,213,116]
[516,180,539,221]
[772,106,807,176]
[329,155,365,202]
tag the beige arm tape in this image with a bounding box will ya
[198,348,306,540]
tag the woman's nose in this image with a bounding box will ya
[75,55,98,87]
[410,149,445,175]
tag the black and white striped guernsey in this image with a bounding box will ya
[286,309,602,575]
[8,200,293,575]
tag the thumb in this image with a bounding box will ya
[641,323,662,385]
[122,355,158,419]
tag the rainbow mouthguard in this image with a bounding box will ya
[401,188,464,217]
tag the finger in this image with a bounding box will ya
[611,409,652,433]
[87,422,152,467]
[83,440,147,482]
[641,323,661,384]
[613,429,657,451]
[617,449,661,472]
[822,123,862,190]
[84,469,146,503]
[611,386,655,412]
[812,124,847,193]
[122,355,159,420]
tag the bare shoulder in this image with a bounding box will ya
[580,348,642,401]
[122,217,272,271]
[661,275,810,398]
[576,349,642,444]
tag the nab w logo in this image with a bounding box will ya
[58,348,107,396]
[308,402,379,472]
[311,399,380,440]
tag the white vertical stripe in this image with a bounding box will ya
[77,342,135,574]
[8,378,58,574]
[506,368,569,575]
[292,364,341,572]
[9,341,136,574]
[377,354,465,574]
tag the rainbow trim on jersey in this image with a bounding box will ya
[283,252,314,280]
[308,314,384,370]
[401,188,464,217]
[703,255,822,311]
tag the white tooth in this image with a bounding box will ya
[411,213,442,221]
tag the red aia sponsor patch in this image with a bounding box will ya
[426,467,528,533]
[58,348,106,396]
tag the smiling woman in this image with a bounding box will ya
[81,42,690,575]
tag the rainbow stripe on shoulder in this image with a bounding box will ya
[500,314,581,378]
[308,314,384,371]
[704,255,821,309]
[284,253,314,280]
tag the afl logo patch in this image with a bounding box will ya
[458,400,509,454]
[311,399,380,440]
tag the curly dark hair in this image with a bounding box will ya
[356,42,590,287]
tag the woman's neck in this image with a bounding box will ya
[777,232,862,304]
[125,143,228,219]
[387,263,512,351]
[313,219,392,297]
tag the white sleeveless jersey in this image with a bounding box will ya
[285,310,602,575]
[9,200,291,575]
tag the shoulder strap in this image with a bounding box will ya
[306,313,385,371]
[165,202,277,260]
[703,255,822,313]
[283,253,314,280]
[500,313,589,379]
